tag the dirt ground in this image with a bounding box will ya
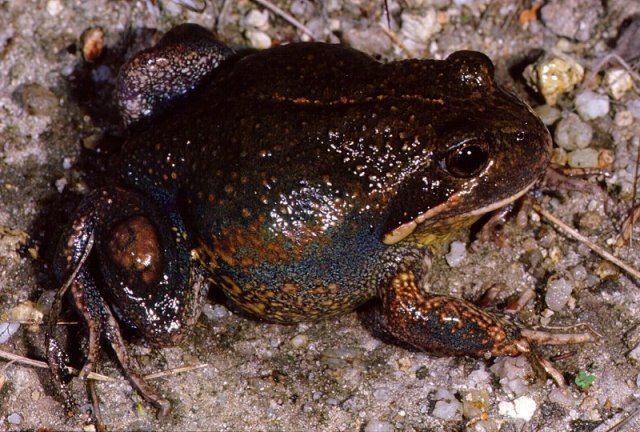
[1,0,640,431]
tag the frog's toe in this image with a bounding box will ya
[117,23,234,126]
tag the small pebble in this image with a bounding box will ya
[81,27,104,63]
[7,413,22,425]
[490,356,533,396]
[364,420,393,432]
[534,104,562,126]
[462,389,490,419]
[597,149,614,169]
[245,29,271,49]
[91,64,112,83]
[445,241,466,267]
[575,90,610,120]
[554,113,592,150]
[628,343,640,362]
[290,334,308,348]
[0,322,20,343]
[373,387,390,401]
[604,68,633,100]
[579,211,602,232]
[545,277,573,311]
[550,147,568,166]
[513,396,537,421]
[202,303,228,320]
[36,290,56,315]
[20,83,59,116]
[614,110,634,127]
[567,148,599,168]
[46,0,63,15]
[62,157,72,170]
[628,99,640,119]
[400,9,441,50]
[55,177,68,193]
[548,388,575,407]
[244,9,270,30]
[432,397,462,420]
[523,56,584,105]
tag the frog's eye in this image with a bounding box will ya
[444,142,489,178]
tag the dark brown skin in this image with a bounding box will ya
[45,24,585,423]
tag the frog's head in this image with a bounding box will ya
[382,51,552,245]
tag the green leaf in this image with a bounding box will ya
[574,371,596,390]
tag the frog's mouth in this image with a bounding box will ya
[382,179,536,245]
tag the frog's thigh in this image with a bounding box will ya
[373,251,526,358]
[117,23,234,126]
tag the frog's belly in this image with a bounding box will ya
[194,230,386,323]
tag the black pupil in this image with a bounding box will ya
[447,145,488,177]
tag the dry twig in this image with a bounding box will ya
[0,348,113,381]
[532,203,640,281]
[378,23,416,58]
[0,348,208,382]
[143,363,209,380]
[251,0,315,40]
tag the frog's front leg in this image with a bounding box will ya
[46,186,205,418]
[369,245,594,359]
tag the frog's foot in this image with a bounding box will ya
[375,269,596,359]
[117,23,234,126]
[46,186,198,419]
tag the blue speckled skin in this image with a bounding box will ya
[46,24,557,418]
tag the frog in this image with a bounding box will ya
[45,23,593,419]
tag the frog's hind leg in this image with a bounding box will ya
[367,246,595,360]
[46,186,198,419]
[117,23,234,127]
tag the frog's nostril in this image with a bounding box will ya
[107,216,162,285]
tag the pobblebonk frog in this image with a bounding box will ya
[46,23,592,418]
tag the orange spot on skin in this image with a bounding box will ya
[282,283,298,295]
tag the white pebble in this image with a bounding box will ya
[445,241,467,267]
[545,277,573,311]
[244,9,270,30]
[245,29,272,49]
[614,110,634,127]
[604,68,633,100]
[575,90,610,120]
[432,398,462,420]
[46,0,63,16]
[290,334,308,348]
[498,401,516,418]
[513,396,537,421]
[534,104,562,126]
[567,148,599,169]
[400,9,440,47]
[490,356,532,396]
[364,420,394,432]
[628,343,640,362]
[202,303,228,320]
[627,99,640,119]
[0,322,20,343]
[548,388,575,407]
[55,177,68,193]
[7,413,22,425]
[554,113,592,150]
